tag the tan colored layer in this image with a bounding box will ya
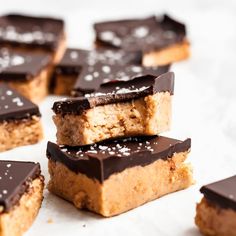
[195,197,236,236]
[48,151,193,217]
[52,34,67,64]
[143,40,190,66]
[53,74,77,96]
[0,176,44,236]
[5,66,51,104]
[53,92,172,146]
[0,116,43,152]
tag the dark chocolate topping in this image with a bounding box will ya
[0,160,41,212]
[53,72,174,115]
[47,136,191,182]
[55,48,142,75]
[0,83,41,121]
[0,13,64,51]
[73,63,170,95]
[0,48,51,81]
[94,14,186,53]
[200,175,236,211]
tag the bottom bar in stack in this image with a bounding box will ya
[47,136,193,217]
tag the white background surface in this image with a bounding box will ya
[0,0,236,235]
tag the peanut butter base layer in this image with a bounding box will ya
[195,197,236,236]
[6,67,51,104]
[53,92,172,146]
[0,116,43,152]
[143,41,190,66]
[48,151,193,217]
[0,176,44,236]
[53,74,77,96]
[52,34,67,64]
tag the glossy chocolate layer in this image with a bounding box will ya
[55,48,142,75]
[94,14,186,53]
[53,72,174,115]
[47,136,191,182]
[0,83,41,121]
[73,63,170,95]
[200,175,236,211]
[0,160,41,212]
[0,48,51,81]
[0,14,64,51]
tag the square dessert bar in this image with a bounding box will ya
[53,48,143,95]
[47,136,193,217]
[195,176,236,236]
[0,13,66,63]
[0,48,52,103]
[52,72,174,146]
[0,160,44,236]
[94,14,190,66]
[72,62,170,96]
[0,84,43,152]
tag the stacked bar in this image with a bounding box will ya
[47,13,192,216]
[48,68,193,216]
[47,136,192,217]
[52,72,174,146]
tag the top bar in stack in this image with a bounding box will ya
[52,72,174,146]
[0,13,66,63]
[94,14,190,66]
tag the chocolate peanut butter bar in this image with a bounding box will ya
[0,48,52,103]
[53,48,142,95]
[0,13,66,63]
[47,136,193,217]
[52,72,174,146]
[0,84,43,152]
[0,160,44,236]
[94,14,190,66]
[195,176,236,236]
[72,63,170,96]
